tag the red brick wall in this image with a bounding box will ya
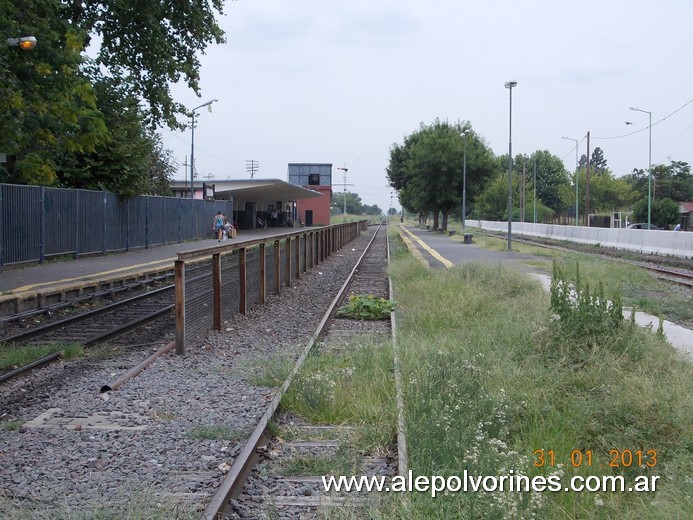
[297,185,332,226]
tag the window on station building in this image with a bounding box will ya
[308,173,320,185]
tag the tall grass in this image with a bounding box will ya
[380,237,693,519]
[474,233,692,327]
[281,336,397,452]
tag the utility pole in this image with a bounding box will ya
[246,160,259,178]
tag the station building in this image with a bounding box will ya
[170,178,322,230]
[170,163,333,229]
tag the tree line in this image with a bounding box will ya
[388,119,692,230]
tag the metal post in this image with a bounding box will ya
[630,107,652,228]
[562,136,579,225]
[462,131,467,229]
[190,111,196,199]
[533,159,537,224]
[190,99,218,200]
[174,260,186,355]
[505,81,517,251]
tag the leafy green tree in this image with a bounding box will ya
[587,172,638,213]
[0,0,108,185]
[632,197,680,229]
[578,147,608,174]
[655,161,692,202]
[475,171,510,220]
[387,120,496,230]
[591,147,608,174]
[331,192,364,215]
[559,169,637,219]
[147,136,176,196]
[361,204,383,216]
[527,150,570,212]
[1,0,220,193]
[66,0,226,129]
[621,168,649,200]
[622,161,691,204]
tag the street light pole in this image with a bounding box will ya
[505,81,517,251]
[630,106,652,228]
[562,136,579,225]
[462,131,468,229]
[190,99,218,198]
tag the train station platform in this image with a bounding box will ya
[397,224,693,359]
[0,227,309,317]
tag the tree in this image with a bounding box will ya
[632,197,680,229]
[475,172,512,220]
[527,150,570,212]
[0,0,108,185]
[578,147,608,174]
[387,120,496,230]
[591,147,608,174]
[1,0,194,194]
[362,204,383,216]
[559,169,637,219]
[147,136,176,196]
[66,0,226,129]
[622,160,692,204]
[331,192,364,216]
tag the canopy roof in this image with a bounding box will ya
[208,178,323,203]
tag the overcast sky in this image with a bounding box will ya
[160,0,693,212]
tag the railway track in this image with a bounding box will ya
[0,222,402,519]
[0,263,218,384]
[204,221,400,519]
[0,284,176,384]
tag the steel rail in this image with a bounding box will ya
[1,285,174,344]
[0,351,63,384]
[82,304,174,347]
[202,221,386,520]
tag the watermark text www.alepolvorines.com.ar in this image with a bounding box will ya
[322,470,660,498]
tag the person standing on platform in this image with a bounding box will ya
[213,211,226,241]
[271,208,278,227]
[674,223,682,231]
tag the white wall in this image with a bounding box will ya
[474,221,693,259]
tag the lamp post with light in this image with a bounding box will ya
[505,81,517,251]
[562,136,579,225]
[629,106,652,228]
[190,99,218,198]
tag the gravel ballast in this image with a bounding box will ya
[0,228,376,519]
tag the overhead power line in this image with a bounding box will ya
[592,97,693,140]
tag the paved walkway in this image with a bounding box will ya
[398,225,693,359]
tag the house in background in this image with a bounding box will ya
[679,201,693,230]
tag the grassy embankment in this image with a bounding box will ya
[278,225,692,519]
